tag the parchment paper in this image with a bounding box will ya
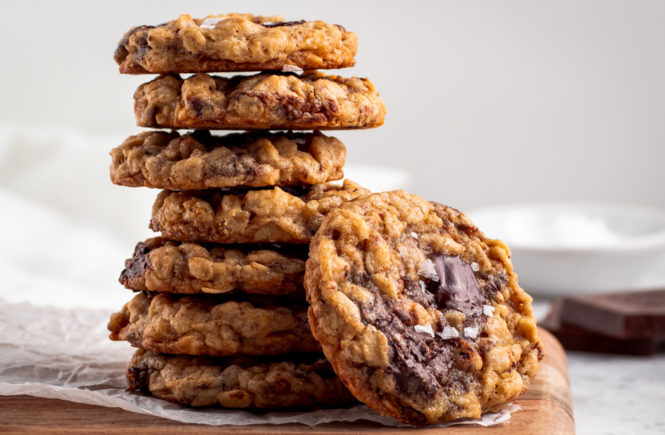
[0,299,518,427]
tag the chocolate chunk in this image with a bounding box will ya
[119,241,151,285]
[261,20,306,28]
[560,289,665,339]
[427,255,484,317]
[540,300,664,356]
[126,362,151,393]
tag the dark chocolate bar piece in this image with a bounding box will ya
[540,300,664,356]
[559,289,665,339]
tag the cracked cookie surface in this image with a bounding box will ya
[108,292,320,356]
[120,237,307,296]
[115,14,357,74]
[127,349,356,408]
[304,191,543,426]
[110,130,346,190]
[150,180,370,244]
[134,72,386,130]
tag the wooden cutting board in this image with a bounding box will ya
[0,328,574,434]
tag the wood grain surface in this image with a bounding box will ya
[0,328,574,434]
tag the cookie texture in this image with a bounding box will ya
[110,130,346,190]
[108,292,320,356]
[134,72,386,130]
[127,349,356,408]
[119,237,306,296]
[150,180,370,244]
[114,14,357,74]
[304,191,543,425]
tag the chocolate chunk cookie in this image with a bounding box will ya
[120,237,306,296]
[108,292,320,356]
[304,191,543,426]
[115,14,357,74]
[134,72,386,130]
[150,180,370,244]
[110,130,346,190]
[127,349,356,408]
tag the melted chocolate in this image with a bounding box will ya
[356,254,495,403]
[428,255,484,317]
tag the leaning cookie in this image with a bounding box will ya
[127,349,356,408]
[150,180,370,244]
[115,14,357,74]
[110,130,346,190]
[134,72,386,130]
[304,191,543,426]
[108,292,320,356]
[119,237,306,296]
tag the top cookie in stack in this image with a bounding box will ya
[114,14,358,74]
[108,13,384,412]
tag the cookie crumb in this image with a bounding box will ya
[437,326,460,339]
[483,305,495,317]
[414,324,435,337]
[417,259,439,281]
[463,326,479,339]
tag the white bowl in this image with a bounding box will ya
[467,202,665,295]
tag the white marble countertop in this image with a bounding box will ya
[534,301,665,435]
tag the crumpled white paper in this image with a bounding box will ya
[0,299,518,427]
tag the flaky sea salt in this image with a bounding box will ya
[471,262,480,272]
[437,326,460,339]
[419,280,427,292]
[463,326,479,339]
[417,259,439,281]
[483,305,495,317]
[414,324,434,337]
[200,17,223,29]
[411,232,419,239]
[282,64,304,74]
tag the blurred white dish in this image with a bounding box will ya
[468,202,665,295]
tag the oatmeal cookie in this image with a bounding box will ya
[134,72,386,130]
[304,191,543,425]
[127,349,356,408]
[150,180,370,244]
[114,14,357,74]
[110,130,346,190]
[108,292,320,356]
[120,237,306,296]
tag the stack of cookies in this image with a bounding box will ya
[107,14,385,410]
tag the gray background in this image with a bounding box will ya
[2,0,663,211]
